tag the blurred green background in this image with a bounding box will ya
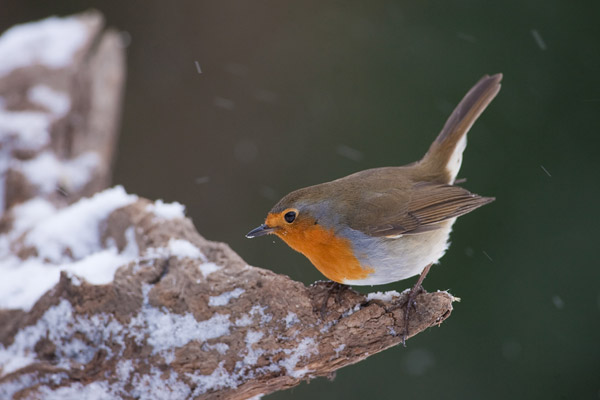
[2,1,599,398]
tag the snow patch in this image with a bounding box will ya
[0,229,137,311]
[0,109,51,151]
[131,367,191,400]
[145,239,207,268]
[65,271,82,286]
[180,305,277,395]
[340,303,361,319]
[37,381,118,400]
[115,359,133,382]
[129,284,231,354]
[10,198,56,237]
[199,262,221,278]
[284,312,300,328]
[0,16,88,77]
[235,313,253,327]
[28,85,71,116]
[11,367,188,399]
[66,229,138,284]
[0,84,72,165]
[0,373,37,399]
[243,331,264,365]
[138,310,231,354]
[19,151,100,194]
[279,337,317,378]
[24,186,137,263]
[146,199,185,220]
[209,288,245,307]
[249,305,272,324]
[187,361,240,396]
[202,342,229,355]
[168,238,206,261]
[366,290,401,302]
[0,372,69,399]
[0,187,138,310]
[334,344,346,356]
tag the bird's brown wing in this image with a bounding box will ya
[348,182,494,237]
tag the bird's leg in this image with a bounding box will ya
[401,263,433,346]
[320,281,349,319]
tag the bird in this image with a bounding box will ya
[247,74,502,342]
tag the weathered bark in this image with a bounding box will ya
[0,12,456,400]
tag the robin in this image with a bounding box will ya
[247,74,501,342]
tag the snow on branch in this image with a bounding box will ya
[0,12,455,400]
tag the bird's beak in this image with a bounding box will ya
[245,224,276,238]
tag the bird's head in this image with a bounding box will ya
[246,185,334,242]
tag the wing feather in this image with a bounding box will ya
[348,182,494,237]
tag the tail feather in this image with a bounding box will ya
[420,74,502,184]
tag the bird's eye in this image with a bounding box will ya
[284,211,296,223]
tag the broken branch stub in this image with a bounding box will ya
[0,10,125,213]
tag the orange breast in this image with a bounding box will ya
[269,215,374,283]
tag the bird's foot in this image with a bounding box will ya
[317,281,349,320]
[384,263,434,347]
[400,284,426,346]
[385,284,426,346]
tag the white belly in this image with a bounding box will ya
[342,219,456,286]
